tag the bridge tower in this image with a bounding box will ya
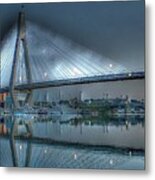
[9,11,32,109]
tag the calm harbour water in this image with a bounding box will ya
[0,114,145,169]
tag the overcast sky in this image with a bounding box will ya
[0,0,144,71]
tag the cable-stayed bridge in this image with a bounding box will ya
[0,12,145,108]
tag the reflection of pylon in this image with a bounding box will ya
[9,12,32,109]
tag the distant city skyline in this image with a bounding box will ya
[33,79,144,101]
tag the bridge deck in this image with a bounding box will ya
[0,71,145,93]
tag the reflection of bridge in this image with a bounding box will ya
[0,115,145,168]
[0,12,145,108]
[0,115,144,168]
[0,134,145,168]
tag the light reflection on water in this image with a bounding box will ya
[0,114,145,169]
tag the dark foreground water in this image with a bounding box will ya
[0,114,145,169]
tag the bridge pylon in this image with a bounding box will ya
[9,12,32,109]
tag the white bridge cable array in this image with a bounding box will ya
[0,21,130,88]
[0,25,17,88]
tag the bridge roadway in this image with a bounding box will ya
[0,71,145,93]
